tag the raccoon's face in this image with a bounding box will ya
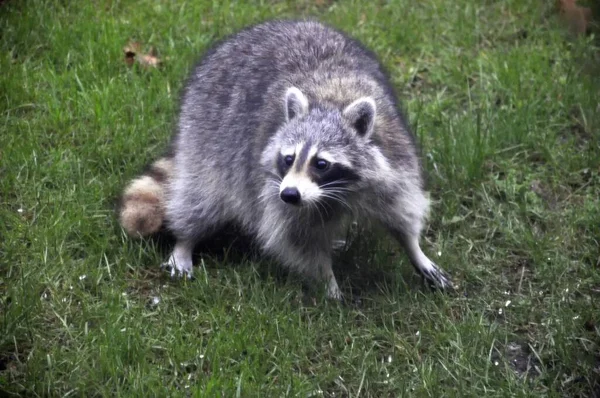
[262,87,377,210]
[276,139,357,206]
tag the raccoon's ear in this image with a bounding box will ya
[285,87,309,122]
[343,97,376,138]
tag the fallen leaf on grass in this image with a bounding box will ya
[558,0,592,35]
[139,46,161,68]
[123,41,141,67]
[123,40,162,68]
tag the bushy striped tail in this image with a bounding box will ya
[118,157,173,237]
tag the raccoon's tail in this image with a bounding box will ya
[118,157,174,237]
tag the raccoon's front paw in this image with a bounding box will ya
[326,277,343,301]
[420,263,453,291]
[162,255,194,280]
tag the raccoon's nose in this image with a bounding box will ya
[280,187,301,205]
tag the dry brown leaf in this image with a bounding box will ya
[123,40,161,68]
[138,53,162,68]
[123,41,141,67]
[558,0,592,35]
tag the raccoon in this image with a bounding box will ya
[118,19,452,299]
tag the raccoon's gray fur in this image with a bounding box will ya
[119,19,452,299]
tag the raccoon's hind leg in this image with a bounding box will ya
[163,177,225,279]
[164,210,224,279]
[379,190,453,290]
[163,239,195,278]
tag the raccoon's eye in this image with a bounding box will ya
[315,159,329,170]
[284,155,295,166]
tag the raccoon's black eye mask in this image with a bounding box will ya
[314,158,329,170]
[277,152,332,176]
[277,153,294,176]
[312,163,360,188]
[276,151,359,188]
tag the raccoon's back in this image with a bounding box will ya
[174,20,389,152]
[170,20,409,217]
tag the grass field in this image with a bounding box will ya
[1,0,599,396]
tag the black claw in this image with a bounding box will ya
[162,263,195,280]
[172,270,195,280]
[418,266,454,291]
[162,263,173,275]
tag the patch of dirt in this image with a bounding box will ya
[525,151,548,165]
[530,179,558,209]
[502,255,535,293]
[491,340,542,379]
[0,341,30,388]
[501,29,529,43]
[559,106,595,150]
[408,67,430,92]
[558,353,600,397]
[506,342,542,378]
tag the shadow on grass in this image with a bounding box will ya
[137,223,431,304]
[0,339,33,398]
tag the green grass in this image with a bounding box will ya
[1,0,599,396]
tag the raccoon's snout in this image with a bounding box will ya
[280,187,301,205]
